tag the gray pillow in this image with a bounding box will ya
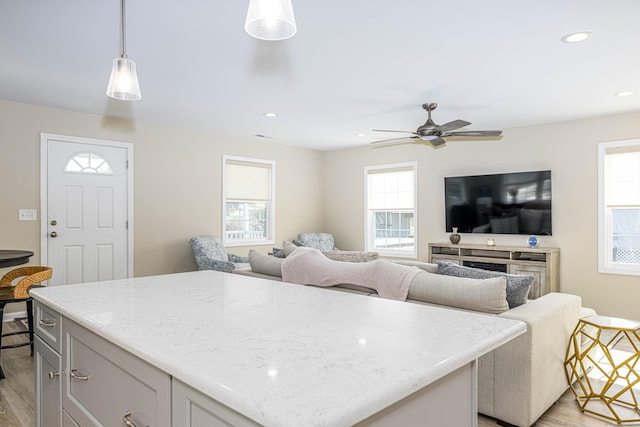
[408,271,509,314]
[283,240,298,257]
[248,250,284,277]
[436,262,533,308]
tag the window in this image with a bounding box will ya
[223,156,275,246]
[65,152,113,175]
[598,140,640,275]
[365,162,417,258]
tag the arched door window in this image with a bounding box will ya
[64,152,113,175]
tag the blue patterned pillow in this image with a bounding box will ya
[271,247,286,258]
[436,262,533,308]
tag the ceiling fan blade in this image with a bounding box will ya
[443,130,503,137]
[372,129,417,134]
[435,119,471,132]
[370,136,419,146]
[430,137,447,147]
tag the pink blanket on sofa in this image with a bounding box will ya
[281,247,421,301]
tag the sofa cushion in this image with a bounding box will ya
[407,271,509,314]
[390,260,439,273]
[283,240,298,257]
[322,250,379,262]
[248,250,284,277]
[436,262,533,308]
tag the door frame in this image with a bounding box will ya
[39,133,134,278]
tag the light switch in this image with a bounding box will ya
[19,209,37,221]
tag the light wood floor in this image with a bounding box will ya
[0,320,631,427]
[0,321,35,427]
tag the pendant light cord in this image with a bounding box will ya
[120,0,127,58]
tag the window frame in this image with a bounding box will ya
[222,155,276,247]
[364,161,418,259]
[598,139,640,276]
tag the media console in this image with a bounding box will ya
[428,242,559,299]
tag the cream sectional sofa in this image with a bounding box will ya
[233,252,591,427]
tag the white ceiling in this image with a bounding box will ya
[1,0,639,151]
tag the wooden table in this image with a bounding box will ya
[0,250,34,268]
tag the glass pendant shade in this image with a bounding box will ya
[106,57,141,101]
[245,0,297,41]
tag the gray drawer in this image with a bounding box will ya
[35,301,62,353]
[62,319,171,427]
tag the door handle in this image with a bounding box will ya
[50,231,58,238]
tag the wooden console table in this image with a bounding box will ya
[428,243,559,299]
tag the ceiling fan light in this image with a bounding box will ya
[245,0,297,41]
[420,135,438,141]
[106,57,141,101]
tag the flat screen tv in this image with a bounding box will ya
[445,170,552,235]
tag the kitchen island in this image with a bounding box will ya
[31,270,525,427]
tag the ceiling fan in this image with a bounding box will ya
[370,102,502,148]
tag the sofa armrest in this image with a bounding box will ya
[479,292,582,426]
[195,258,235,273]
[227,253,250,264]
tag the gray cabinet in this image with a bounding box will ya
[428,242,560,298]
[173,379,260,427]
[35,336,62,427]
[62,319,171,427]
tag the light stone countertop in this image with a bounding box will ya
[31,270,526,427]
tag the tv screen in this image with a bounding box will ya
[445,170,552,235]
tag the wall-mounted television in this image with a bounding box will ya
[445,170,552,235]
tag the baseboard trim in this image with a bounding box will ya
[2,310,27,322]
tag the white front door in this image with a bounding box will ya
[41,134,133,286]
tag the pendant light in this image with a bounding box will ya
[245,0,297,41]
[106,0,141,101]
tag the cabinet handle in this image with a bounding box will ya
[123,410,146,427]
[69,369,89,381]
[39,319,56,328]
[48,371,60,380]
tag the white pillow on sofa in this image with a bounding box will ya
[407,271,509,314]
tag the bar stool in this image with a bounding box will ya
[0,266,52,379]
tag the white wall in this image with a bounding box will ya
[322,111,640,319]
[0,100,324,281]
[2,98,639,319]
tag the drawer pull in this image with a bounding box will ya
[123,410,148,427]
[48,371,60,380]
[70,369,89,381]
[39,319,56,328]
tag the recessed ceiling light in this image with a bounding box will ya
[561,32,592,43]
[263,112,278,117]
[356,133,367,137]
[615,91,635,97]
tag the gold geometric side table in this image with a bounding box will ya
[564,315,640,424]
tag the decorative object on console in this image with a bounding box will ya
[449,227,461,244]
[487,238,495,246]
[528,235,540,248]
